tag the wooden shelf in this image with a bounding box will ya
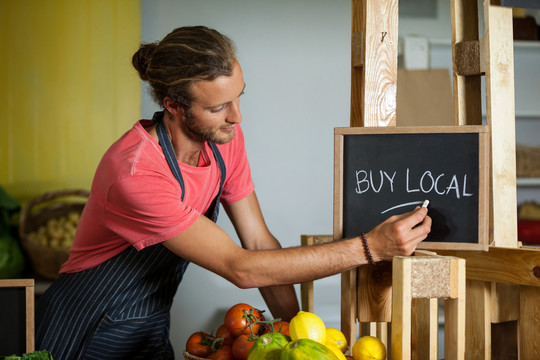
[517,178,540,186]
[428,38,540,49]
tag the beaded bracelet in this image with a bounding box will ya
[361,232,380,266]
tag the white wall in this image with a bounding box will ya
[140,0,540,356]
[140,0,351,354]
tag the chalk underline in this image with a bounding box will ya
[381,201,424,214]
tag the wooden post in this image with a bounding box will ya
[347,0,399,346]
[391,257,412,359]
[412,298,439,360]
[351,0,399,127]
[483,0,518,248]
[519,285,540,358]
[450,0,483,126]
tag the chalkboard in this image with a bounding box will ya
[334,126,489,251]
[0,280,34,355]
[0,287,26,355]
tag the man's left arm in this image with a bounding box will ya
[223,191,300,321]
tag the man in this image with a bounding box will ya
[36,26,431,359]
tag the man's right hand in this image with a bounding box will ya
[364,206,432,262]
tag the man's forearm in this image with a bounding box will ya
[259,284,300,322]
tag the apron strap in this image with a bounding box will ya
[208,142,226,221]
[154,111,186,201]
[152,111,226,221]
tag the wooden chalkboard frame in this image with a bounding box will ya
[334,125,490,251]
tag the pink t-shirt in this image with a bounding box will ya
[61,120,254,273]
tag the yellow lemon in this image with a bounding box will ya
[352,336,386,360]
[326,344,347,360]
[289,311,326,344]
[325,328,348,353]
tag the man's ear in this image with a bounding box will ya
[163,97,184,119]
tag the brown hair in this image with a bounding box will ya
[132,26,237,111]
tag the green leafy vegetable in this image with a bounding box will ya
[1,350,53,360]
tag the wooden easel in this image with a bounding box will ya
[344,0,540,359]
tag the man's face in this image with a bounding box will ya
[182,61,245,145]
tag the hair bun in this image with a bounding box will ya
[132,43,158,81]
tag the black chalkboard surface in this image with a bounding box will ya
[0,287,26,355]
[334,126,489,251]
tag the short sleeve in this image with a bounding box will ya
[105,174,200,250]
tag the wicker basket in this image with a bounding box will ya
[19,189,89,280]
[183,351,206,360]
[516,143,540,178]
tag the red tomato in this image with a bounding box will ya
[186,331,214,357]
[208,345,234,360]
[232,334,256,360]
[270,321,290,336]
[224,303,264,337]
[216,324,234,346]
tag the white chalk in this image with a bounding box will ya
[422,200,430,208]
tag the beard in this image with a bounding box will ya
[182,114,236,145]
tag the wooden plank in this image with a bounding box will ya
[341,269,358,346]
[300,235,315,313]
[465,280,492,359]
[335,131,358,345]
[357,262,392,322]
[435,247,540,287]
[391,257,412,360]
[299,275,313,312]
[0,279,35,287]
[483,0,518,248]
[350,0,399,127]
[352,31,364,67]
[336,124,489,135]
[490,283,520,323]
[376,322,389,358]
[519,285,540,359]
[444,258,466,360]
[350,0,365,126]
[450,0,483,126]
[413,298,439,360]
[25,285,34,353]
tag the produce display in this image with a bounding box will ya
[184,303,386,360]
[26,212,80,250]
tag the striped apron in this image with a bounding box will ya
[36,112,226,360]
